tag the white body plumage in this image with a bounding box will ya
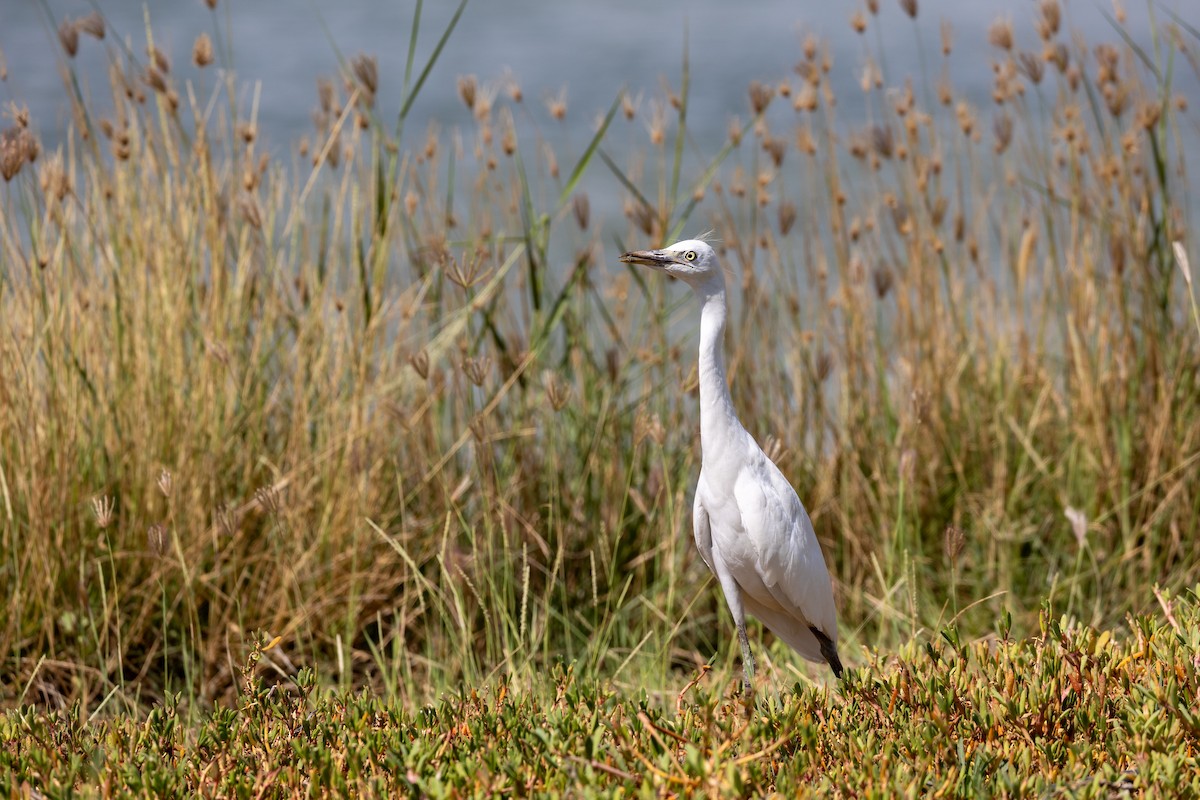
[621,239,843,685]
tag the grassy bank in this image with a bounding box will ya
[4,588,1200,796]
[0,0,1198,724]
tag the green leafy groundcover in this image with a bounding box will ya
[4,589,1200,798]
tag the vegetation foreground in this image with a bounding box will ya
[2,0,1200,794]
[4,590,1200,797]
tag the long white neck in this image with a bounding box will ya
[694,273,742,458]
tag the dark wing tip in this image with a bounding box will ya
[809,625,845,680]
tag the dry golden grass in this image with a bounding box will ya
[0,1,1197,717]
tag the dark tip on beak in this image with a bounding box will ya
[620,249,672,267]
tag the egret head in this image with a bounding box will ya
[620,239,720,288]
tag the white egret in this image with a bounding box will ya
[621,239,844,688]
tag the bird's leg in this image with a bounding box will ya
[737,621,756,692]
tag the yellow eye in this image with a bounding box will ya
[684,251,697,261]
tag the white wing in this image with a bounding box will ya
[733,452,838,643]
[692,472,715,575]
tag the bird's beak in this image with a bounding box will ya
[619,249,674,268]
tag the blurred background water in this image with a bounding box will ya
[1,0,1196,226]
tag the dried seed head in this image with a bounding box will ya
[866,0,879,13]
[634,411,666,447]
[215,503,237,537]
[1103,83,1128,117]
[1064,507,1088,548]
[898,0,917,19]
[573,192,590,230]
[149,46,171,75]
[872,265,894,298]
[955,100,976,136]
[778,200,797,236]
[0,127,26,181]
[728,116,743,146]
[204,0,217,8]
[91,495,115,529]
[409,349,430,379]
[147,524,168,556]
[542,370,571,412]
[1095,44,1119,85]
[351,54,378,99]
[255,485,282,515]
[850,11,867,34]
[1037,0,1061,40]
[58,19,79,57]
[748,81,774,115]
[239,194,262,229]
[871,125,894,159]
[39,154,69,201]
[816,351,834,382]
[993,112,1013,154]
[763,135,786,167]
[193,33,214,68]
[1136,99,1161,131]
[988,18,1013,51]
[157,469,173,497]
[621,91,636,120]
[445,251,488,289]
[77,12,105,40]
[546,87,568,121]
[462,356,492,387]
[1018,51,1044,85]
[1173,241,1192,288]
[847,131,869,161]
[317,78,335,115]
[144,67,168,95]
[940,20,953,56]
[944,526,966,564]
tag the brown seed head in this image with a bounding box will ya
[1136,100,1161,131]
[1018,51,1044,84]
[763,135,786,167]
[0,127,25,181]
[409,349,430,379]
[573,192,590,230]
[77,12,105,40]
[205,0,218,8]
[898,0,917,19]
[39,155,69,201]
[872,265,894,298]
[193,33,214,67]
[941,20,953,55]
[1095,44,1119,85]
[91,496,115,530]
[944,526,966,564]
[58,19,79,57]
[988,18,1014,51]
[456,74,475,110]
[993,112,1013,154]
[148,524,168,556]
[871,125,894,159]
[778,200,797,236]
[1037,0,1061,40]
[144,67,168,95]
[866,0,879,13]
[149,46,171,74]
[850,11,867,34]
[543,371,571,412]
[17,128,38,164]
[351,53,378,99]
[546,88,567,121]
[462,356,491,387]
[748,81,774,115]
